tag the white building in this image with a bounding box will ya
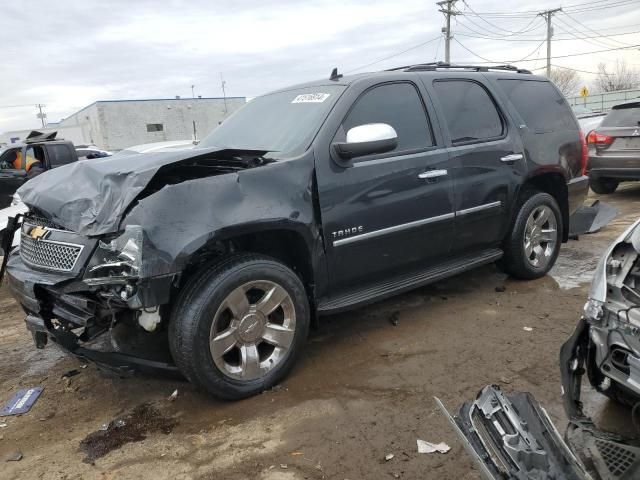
[1,96,245,150]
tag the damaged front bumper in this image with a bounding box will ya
[5,241,180,376]
[439,385,640,480]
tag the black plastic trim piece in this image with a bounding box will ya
[318,248,503,314]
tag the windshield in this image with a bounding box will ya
[198,85,346,157]
[601,104,640,127]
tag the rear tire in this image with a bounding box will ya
[169,254,310,400]
[500,190,562,280]
[589,177,619,194]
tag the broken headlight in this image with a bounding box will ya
[584,298,604,322]
[84,225,144,285]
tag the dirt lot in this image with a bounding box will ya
[2,187,640,480]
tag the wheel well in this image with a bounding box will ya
[523,173,569,241]
[181,229,315,297]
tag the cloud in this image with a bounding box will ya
[2,0,639,133]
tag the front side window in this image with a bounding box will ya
[433,80,504,144]
[498,79,577,133]
[340,82,433,154]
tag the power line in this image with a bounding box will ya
[554,15,620,50]
[455,29,640,42]
[562,10,635,47]
[453,37,546,63]
[344,35,442,74]
[458,0,639,17]
[0,104,38,109]
[459,0,541,34]
[549,64,601,74]
[454,39,640,64]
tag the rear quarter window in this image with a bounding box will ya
[432,80,504,144]
[600,104,640,127]
[498,79,577,133]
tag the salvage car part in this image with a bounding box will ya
[569,200,619,237]
[567,217,640,406]
[439,385,640,480]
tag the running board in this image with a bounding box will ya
[318,248,503,314]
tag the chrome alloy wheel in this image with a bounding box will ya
[523,205,558,269]
[209,280,296,381]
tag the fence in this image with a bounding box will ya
[567,88,640,112]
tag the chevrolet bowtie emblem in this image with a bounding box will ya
[29,226,49,240]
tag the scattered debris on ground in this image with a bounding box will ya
[61,369,81,379]
[385,453,394,461]
[167,389,179,402]
[388,311,400,326]
[523,327,533,332]
[5,451,23,462]
[495,285,506,292]
[1,387,44,416]
[416,439,450,454]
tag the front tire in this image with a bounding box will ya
[589,177,619,194]
[169,254,310,400]
[500,190,562,280]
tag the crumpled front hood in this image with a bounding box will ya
[18,146,231,236]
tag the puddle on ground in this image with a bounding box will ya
[551,246,600,290]
[79,403,176,463]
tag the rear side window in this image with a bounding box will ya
[433,80,503,144]
[498,79,577,133]
[48,144,74,166]
[341,82,433,153]
[600,104,640,127]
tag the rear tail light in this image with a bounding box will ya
[580,130,588,175]
[586,130,614,146]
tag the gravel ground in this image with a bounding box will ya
[2,186,640,479]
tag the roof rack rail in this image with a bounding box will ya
[386,62,532,74]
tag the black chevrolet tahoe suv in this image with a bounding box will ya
[5,64,589,399]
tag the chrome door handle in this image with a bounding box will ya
[500,153,524,163]
[418,169,448,179]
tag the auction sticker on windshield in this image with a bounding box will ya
[291,93,331,103]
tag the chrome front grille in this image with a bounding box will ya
[20,233,83,272]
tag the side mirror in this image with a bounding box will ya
[332,123,398,162]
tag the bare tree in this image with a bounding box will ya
[595,59,640,92]
[548,68,581,96]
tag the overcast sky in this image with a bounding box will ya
[2,0,640,133]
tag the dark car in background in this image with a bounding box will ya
[5,63,589,400]
[0,132,78,208]
[586,100,640,194]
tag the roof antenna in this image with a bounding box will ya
[329,67,343,81]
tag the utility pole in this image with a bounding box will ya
[191,84,195,99]
[220,73,228,115]
[437,0,458,63]
[35,104,46,128]
[539,8,562,77]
